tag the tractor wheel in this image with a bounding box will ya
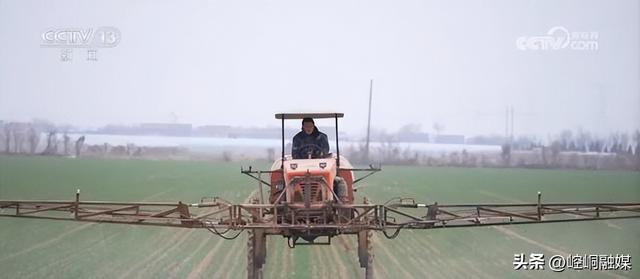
[365,230,374,279]
[247,229,266,279]
[358,230,374,279]
[334,177,348,202]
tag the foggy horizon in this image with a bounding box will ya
[1,0,638,139]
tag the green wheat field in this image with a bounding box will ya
[0,155,638,278]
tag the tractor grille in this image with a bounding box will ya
[292,182,323,203]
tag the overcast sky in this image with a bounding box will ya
[0,0,638,138]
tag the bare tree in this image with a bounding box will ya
[559,129,573,151]
[75,136,85,157]
[2,123,9,153]
[576,129,591,153]
[63,132,71,155]
[27,125,40,154]
[11,123,28,154]
[634,130,640,156]
[43,131,58,155]
[550,140,563,166]
[609,132,621,154]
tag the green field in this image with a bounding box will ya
[1,155,639,278]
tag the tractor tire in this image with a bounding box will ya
[358,230,375,279]
[334,176,348,202]
[247,229,266,279]
[365,229,374,279]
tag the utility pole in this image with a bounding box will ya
[510,106,514,143]
[505,107,509,141]
[365,79,373,161]
[505,106,515,144]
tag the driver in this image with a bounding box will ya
[292,117,330,159]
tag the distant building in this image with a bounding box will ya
[465,135,506,146]
[139,123,192,136]
[228,127,281,139]
[434,134,465,144]
[396,132,429,142]
[97,124,137,135]
[194,125,232,137]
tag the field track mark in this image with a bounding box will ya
[87,189,190,278]
[281,242,292,278]
[328,237,350,276]
[186,238,225,279]
[338,235,351,251]
[369,235,391,278]
[325,244,347,279]
[409,233,464,278]
[477,190,526,203]
[0,222,94,262]
[208,190,257,279]
[411,232,441,255]
[329,241,349,277]
[213,236,243,278]
[394,233,433,277]
[318,245,337,278]
[319,242,354,279]
[140,188,176,202]
[265,241,280,278]
[26,231,121,279]
[493,226,628,279]
[137,230,198,278]
[265,238,280,279]
[494,226,568,255]
[116,229,189,279]
[413,251,447,279]
[440,258,474,279]
[342,237,364,277]
[605,220,623,230]
[167,236,213,277]
[310,246,320,279]
[371,234,414,279]
[408,236,437,277]
[1,188,180,264]
[47,187,189,278]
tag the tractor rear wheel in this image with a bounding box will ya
[247,229,266,279]
[358,230,374,279]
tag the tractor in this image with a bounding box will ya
[239,113,381,277]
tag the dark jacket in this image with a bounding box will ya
[292,127,330,159]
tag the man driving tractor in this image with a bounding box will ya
[292,117,330,159]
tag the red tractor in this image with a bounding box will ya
[243,114,371,204]
[240,113,381,276]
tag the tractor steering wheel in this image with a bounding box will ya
[298,143,324,159]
